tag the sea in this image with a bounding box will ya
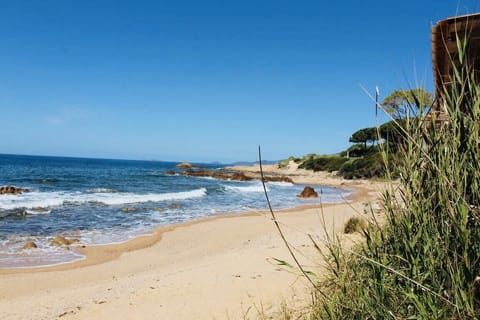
[0,154,351,268]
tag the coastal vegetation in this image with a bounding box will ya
[302,36,480,318]
[284,88,431,180]
[343,217,366,234]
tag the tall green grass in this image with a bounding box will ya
[310,36,480,319]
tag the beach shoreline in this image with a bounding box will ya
[0,164,386,319]
[0,162,366,274]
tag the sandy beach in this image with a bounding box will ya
[0,163,385,320]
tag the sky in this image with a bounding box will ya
[1,1,479,163]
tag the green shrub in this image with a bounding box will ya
[278,157,292,168]
[298,156,348,172]
[278,156,303,167]
[343,217,367,234]
[344,143,367,157]
[337,153,385,179]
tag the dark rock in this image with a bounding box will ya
[231,172,253,181]
[181,169,254,181]
[181,169,214,178]
[180,168,293,184]
[50,236,79,247]
[165,170,176,175]
[297,186,318,198]
[121,207,138,212]
[262,175,294,183]
[0,186,28,195]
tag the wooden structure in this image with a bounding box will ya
[431,13,480,109]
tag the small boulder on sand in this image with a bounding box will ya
[297,186,318,198]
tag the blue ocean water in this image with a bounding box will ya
[0,154,350,268]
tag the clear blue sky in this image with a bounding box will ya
[1,1,479,163]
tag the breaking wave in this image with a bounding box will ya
[0,188,207,211]
[223,184,267,193]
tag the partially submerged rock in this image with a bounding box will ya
[50,236,79,247]
[20,241,38,250]
[168,203,183,209]
[0,186,29,195]
[231,172,253,181]
[180,168,293,183]
[183,169,254,181]
[297,186,318,198]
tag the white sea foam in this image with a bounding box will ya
[102,188,207,204]
[76,226,155,246]
[0,192,68,210]
[196,176,215,180]
[0,236,85,268]
[86,188,117,193]
[82,188,207,205]
[24,208,52,215]
[0,248,85,268]
[224,184,267,193]
[267,181,294,187]
[0,188,207,210]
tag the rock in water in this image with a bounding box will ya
[50,236,79,247]
[21,241,38,250]
[231,172,253,181]
[297,186,318,198]
[0,186,28,195]
[176,162,193,169]
[168,203,183,209]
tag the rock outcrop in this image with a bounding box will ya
[0,186,28,195]
[179,169,238,180]
[165,170,176,175]
[180,169,293,183]
[259,175,293,183]
[230,172,253,181]
[297,186,318,198]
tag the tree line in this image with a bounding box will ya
[348,88,432,156]
[295,87,433,179]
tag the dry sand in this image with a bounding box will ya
[0,162,387,320]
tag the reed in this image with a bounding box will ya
[310,34,480,319]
